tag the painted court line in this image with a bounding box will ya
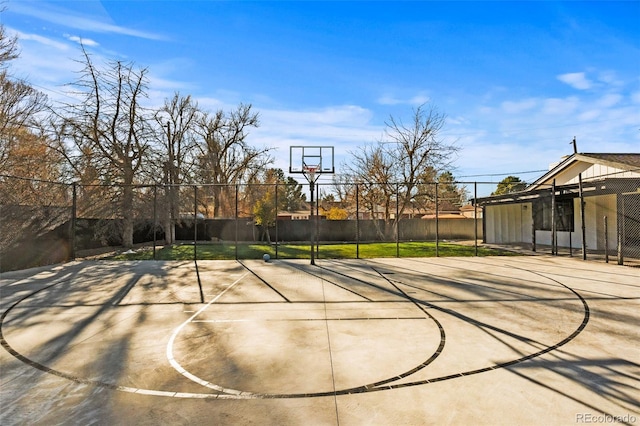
[191,317,427,323]
[166,271,258,397]
[0,258,608,403]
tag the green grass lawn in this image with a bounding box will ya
[108,241,518,261]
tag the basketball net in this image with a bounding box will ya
[303,165,320,184]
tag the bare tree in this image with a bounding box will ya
[154,92,200,244]
[0,19,18,66]
[194,103,272,217]
[0,21,50,175]
[57,46,153,248]
[0,18,60,187]
[343,103,458,238]
[352,144,396,230]
[0,23,68,263]
[0,77,49,170]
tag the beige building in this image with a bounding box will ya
[476,153,640,255]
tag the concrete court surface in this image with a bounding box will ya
[0,256,638,426]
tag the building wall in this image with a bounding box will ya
[487,195,619,251]
[561,165,640,185]
[484,203,532,244]
[547,194,618,250]
[585,194,618,251]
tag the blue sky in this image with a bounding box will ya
[2,0,639,187]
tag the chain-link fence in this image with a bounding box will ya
[0,176,73,271]
[478,175,640,266]
[2,174,638,271]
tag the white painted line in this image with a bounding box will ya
[173,392,212,399]
[115,385,252,399]
[134,388,176,397]
[166,272,260,397]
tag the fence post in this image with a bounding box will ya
[532,221,536,252]
[578,172,587,260]
[316,182,320,259]
[604,216,609,263]
[551,180,556,255]
[474,182,478,256]
[235,184,239,260]
[71,182,77,260]
[617,226,624,265]
[569,231,573,257]
[193,186,198,261]
[396,183,399,258]
[275,183,279,259]
[153,184,157,260]
[618,198,624,265]
[356,183,360,259]
[435,182,439,257]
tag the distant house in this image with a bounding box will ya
[277,210,313,220]
[420,212,466,219]
[475,153,640,255]
[460,204,482,219]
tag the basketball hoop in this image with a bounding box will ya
[289,145,335,266]
[303,164,320,184]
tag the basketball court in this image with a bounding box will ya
[1,255,638,425]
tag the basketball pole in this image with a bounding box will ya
[309,178,316,265]
[290,146,334,266]
[304,166,318,266]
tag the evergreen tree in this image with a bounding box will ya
[493,176,527,195]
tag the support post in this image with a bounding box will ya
[569,231,573,257]
[396,183,399,258]
[356,183,360,259]
[316,182,320,259]
[435,182,439,257]
[578,173,587,260]
[275,183,279,259]
[551,180,556,255]
[618,197,624,265]
[532,221,536,252]
[235,184,239,260]
[310,180,315,265]
[194,186,198,261]
[71,182,77,260]
[153,184,157,260]
[604,216,609,263]
[474,182,478,256]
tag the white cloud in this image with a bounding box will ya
[377,92,430,106]
[456,74,639,182]
[597,70,622,87]
[65,35,99,47]
[578,110,601,121]
[10,2,165,40]
[541,97,580,116]
[447,115,472,126]
[250,105,382,174]
[377,95,403,105]
[557,72,592,90]
[14,30,69,51]
[6,29,80,95]
[501,99,537,114]
[595,93,622,108]
[196,96,229,111]
[409,94,431,105]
